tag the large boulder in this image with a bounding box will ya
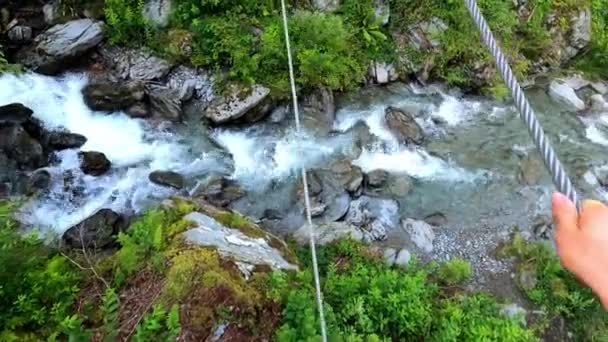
[82,82,145,112]
[149,170,185,189]
[143,0,172,28]
[190,176,244,207]
[548,80,585,111]
[345,196,399,242]
[79,151,111,176]
[385,106,424,144]
[18,19,104,74]
[301,87,336,134]
[183,211,297,271]
[590,94,608,113]
[98,45,174,81]
[0,125,44,168]
[27,168,51,195]
[401,218,435,253]
[369,61,398,84]
[293,222,364,245]
[47,131,87,150]
[204,85,271,124]
[145,85,183,121]
[0,103,34,125]
[62,209,127,249]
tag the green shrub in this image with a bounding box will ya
[436,258,473,285]
[104,0,149,45]
[133,304,181,342]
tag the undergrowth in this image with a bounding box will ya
[500,233,608,340]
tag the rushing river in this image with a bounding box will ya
[1,72,606,235]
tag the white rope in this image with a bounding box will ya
[279,1,328,340]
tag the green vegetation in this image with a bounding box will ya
[101,0,607,97]
[2,199,607,341]
[500,233,608,340]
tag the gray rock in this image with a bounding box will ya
[8,25,33,42]
[369,61,398,84]
[518,267,537,291]
[79,151,111,176]
[62,209,126,249]
[43,2,61,25]
[166,65,215,104]
[590,94,608,113]
[548,81,585,111]
[364,218,389,242]
[0,125,44,168]
[0,103,33,125]
[27,169,51,194]
[126,102,150,118]
[301,88,336,134]
[385,106,424,144]
[205,85,271,124]
[366,169,388,188]
[591,81,608,95]
[401,218,435,253]
[19,19,104,74]
[569,9,591,51]
[383,248,397,265]
[269,106,289,123]
[190,176,244,207]
[98,45,174,81]
[374,0,390,26]
[319,191,351,223]
[394,249,412,266]
[500,304,527,326]
[146,85,183,121]
[317,160,363,194]
[563,74,590,90]
[518,155,543,186]
[143,0,172,28]
[184,212,297,270]
[82,82,145,112]
[409,17,448,50]
[346,196,400,232]
[149,170,185,189]
[293,221,363,245]
[47,131,87,150]
[312,0,340,12]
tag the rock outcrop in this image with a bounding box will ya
[293,221,364,245]
[301,87,336,134]
[47,131,87,150]
[82,82,145,112]
[385,106,424,144]
[204,85,271,124]
[63,209,127,249]
[18,19,104,74]
[98,45,174,81]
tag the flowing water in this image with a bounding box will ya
[2,72,607,236]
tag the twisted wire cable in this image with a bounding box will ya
[465,0,581,210]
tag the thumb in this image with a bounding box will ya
[552,192,578,233]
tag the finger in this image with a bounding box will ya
[552,192,579,233]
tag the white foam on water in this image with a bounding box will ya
[212,129,342,190]
[0,73,200,233]
[582,116,608,147]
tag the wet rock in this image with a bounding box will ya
[319,191,351,223]
[385,106,424,144]
[312,0,340,12]
[591,81,608,95]
[126,102,150,118]
[0,125,44,168]
[82,82,145,112]
[149,170,185,189]
[383,248,397,265]
[365,218,389,242]
[47,131,87,150]
[143,0,172,28]
[369,61,398,84]
[18,19,104,75]
[8,25,32,42]
[205,85,271,124]
[365,169,388,187]
[0,103,33,125]
[590,94,608,113]
[166,66,215,107]
[424,212,447,227]
[395,249,412,266]
[345,196,400,240]
[293,221,363,245]
[321,160,363,194]
[269,106,289,123]
[191,176,244,207]
[62,209,127,249]
[27,169,51,194]
[563,74,590,90]
[146,85,183,121]
[79,151,111,176]
[184,211,297,270]
[518,155,543,186]
[98,45,174,81]
[401,218,435,253]
[301,88,336,134]
[548,80,585,111]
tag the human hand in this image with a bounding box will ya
[552,192,608,308]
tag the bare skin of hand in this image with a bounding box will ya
[552,192,608,308]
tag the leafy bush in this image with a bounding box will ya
[436,257,473,285]
[274,239,536,341]
[104,0,149,45]
[133,304,181,342]
[500,233,608,340]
